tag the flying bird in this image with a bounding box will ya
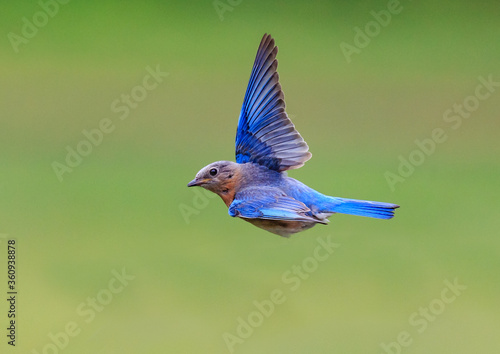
[188,34,399,237]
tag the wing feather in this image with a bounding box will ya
[228,188,325,224]
[235,34,312,171]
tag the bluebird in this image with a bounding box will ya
[188,34,399,237]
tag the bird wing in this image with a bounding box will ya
[228,187,325,223]
[235,33,312,172]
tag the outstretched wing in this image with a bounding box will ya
[228,187,326,224]
[235,33,312,172]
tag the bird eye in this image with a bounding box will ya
[209,168,218,176]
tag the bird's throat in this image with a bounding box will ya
[216,167,242,207]
[219,189,236,208]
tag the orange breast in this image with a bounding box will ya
[220,189,236,207]
[218,168,241,207]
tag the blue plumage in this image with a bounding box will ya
[235,34,311,172]
[188,34,399,237]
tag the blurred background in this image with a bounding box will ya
[1,1,499,353]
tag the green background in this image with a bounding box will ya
[1,0,499,353]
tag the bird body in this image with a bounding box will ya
[188,34,399,237]
[188,160,398,237]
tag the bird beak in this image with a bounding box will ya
[187,179,199,187]
[187,178,207,187]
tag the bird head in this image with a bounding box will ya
[187,161,241,204]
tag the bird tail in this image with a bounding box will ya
[327,197,399,220]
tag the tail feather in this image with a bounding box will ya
[329,198,399,220]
